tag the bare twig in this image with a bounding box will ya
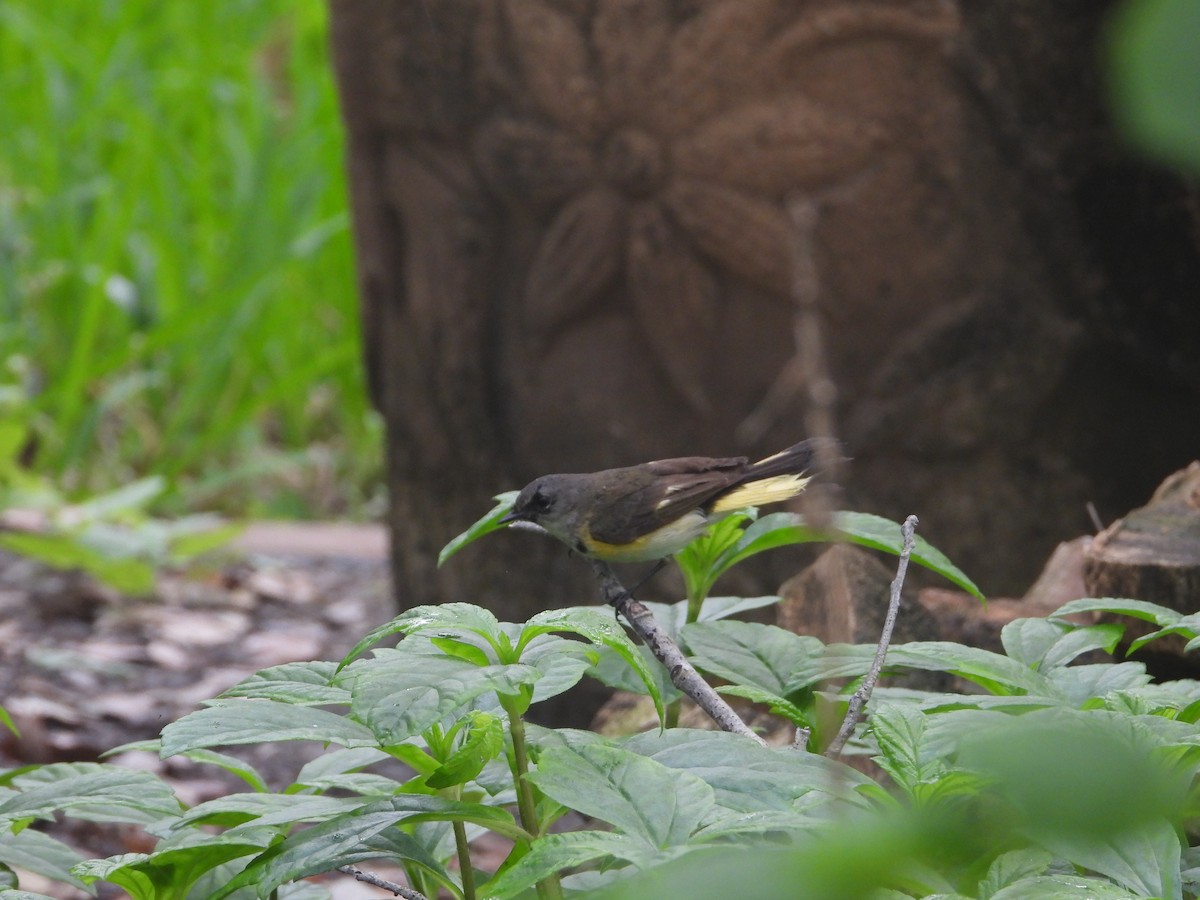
[825,514,918,757]
[338,865,427,899]
[589,558,767,746]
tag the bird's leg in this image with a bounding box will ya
[626,559,667,598]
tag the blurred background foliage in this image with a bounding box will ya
[0,0,380,521]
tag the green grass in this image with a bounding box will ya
[0,0,380,518]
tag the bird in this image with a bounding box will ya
[500,438,831,562]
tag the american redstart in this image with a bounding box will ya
[500,439,831,562]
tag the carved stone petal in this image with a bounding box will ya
[674,97,885,194]
[663,179,793,297]
[525,187,626,335]
[474,117,596,211]
[502,0,603,141]
[626,202,718,413]
[658,0,784,133]
[592,0,670,126]
[761,4,960,71]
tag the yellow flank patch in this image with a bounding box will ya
[709,473,811,513]
[581,511,712,562]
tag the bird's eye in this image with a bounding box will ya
[530,488,552,513]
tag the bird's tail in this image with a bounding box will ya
[709,438,839,513]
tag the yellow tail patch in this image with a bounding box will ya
[710,473,811,513]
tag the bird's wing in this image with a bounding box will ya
[586,457,746,545]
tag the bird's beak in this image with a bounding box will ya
[499,510,523,525]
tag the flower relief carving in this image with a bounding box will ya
[475,0,956,409]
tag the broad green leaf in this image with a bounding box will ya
[620,729,872,813]
[74,831,281,900]
[808,642,1053,696]
[976,847,1053,897]
[484,831,664,900]
[437,491,518,567]
[1130,613,1200,653]
[683,619,823,696]
[338,602,505,669]
[588,643,680,704]
[870,704,945,793]
[1040,624,1124,669]
[0,706,16,737]
[717,684,809,727]
[426,712,504,789]
[523,607,665,725]
[0,531,156,595]
[212,796,524,899]
[167,520,244,562]
[517,635,599,703]
[674,510,758,601]
[0,764,180,829]
[527,743,716,847]
[0,828,86,891]
[219,661,348,705]
[1047,662,1153,707]
[174,793,364,831]
[294,747,391,786]
[1052,597,1181,625]
[1036,818,1183,900]
[343,654,540,744]
[957,709,1182,837]
[102,741,269,793]
[1000,618,1070,667]
[160,701,377,756]
[708,511,983,600]
[990,874,1145,900]
[67,476,164,521]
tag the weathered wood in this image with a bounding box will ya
[1084,462,1200,611]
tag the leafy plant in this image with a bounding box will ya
[3,522,1199,899]
[0,414,240,594]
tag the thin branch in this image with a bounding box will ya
[338,865,427,899]
[589,558,767,746]
[825,514,918,757]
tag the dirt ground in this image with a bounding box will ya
[0,522,429,897]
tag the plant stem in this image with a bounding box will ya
[502,698,564,900]
[453,819,476,900]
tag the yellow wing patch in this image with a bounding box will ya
[709,473,811,513]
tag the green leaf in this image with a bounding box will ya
[175,793,365,832]
[619,729,872,814]
[67,476,165,521]
[167,520,244,562]
[870,704,945,794]
[294,747,392,787]
[212,796,524,899]
[990,874,1146,900]
[437,491,519,567]
[102,740,270,793]
[1036,818,1183,900]
[0,828,86,892]
[683,619,823,696]
[73,832,271,900]
[517,634,599,704]
[0,531,156,595]
[523,607,666,725]
[527,743,716,846]
[1052,597,1181,625]
[343,654,540,745]
[338,602,505,669]
[426,712,504,789]
[219,661,348,705]
[484,831,664,899]
[717,684,809,727]
[976,848,1053,897]
[0,764,180,829]
[1109,0,1200,174]
[160,700,377,756]
[703,511,983,600]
